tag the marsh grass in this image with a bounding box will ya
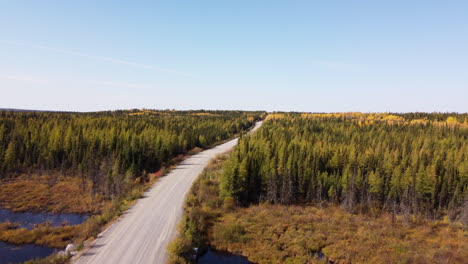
[23,254,69,264]
[212,205,468,264]
[0,222,80,248]
[0,175,102,214]
[169,153,468,264]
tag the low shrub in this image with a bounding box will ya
[214,222,246,243]
[24,253,69,264]
[0,223,80,248]
[168,151,468,264]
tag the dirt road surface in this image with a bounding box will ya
[75,121,263,264]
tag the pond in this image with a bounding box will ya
[0,241,55,264]
[0,208,88,263]
[0,208,88,229]
[197,248,252,264]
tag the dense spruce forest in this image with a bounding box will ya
[0,110,264,199]
[221,113,468,220]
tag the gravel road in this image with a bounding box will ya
[75,121,263,264]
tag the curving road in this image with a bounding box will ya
[75,121,263,264]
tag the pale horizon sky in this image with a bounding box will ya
[1,1,467,113]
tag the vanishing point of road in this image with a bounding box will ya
[75,121,263,264]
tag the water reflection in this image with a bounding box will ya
[0,208,88,229]
[197,248,252,264]
[0,241,55,264]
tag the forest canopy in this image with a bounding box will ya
[221,112,468,221]
[0,109,264,199]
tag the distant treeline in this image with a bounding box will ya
[0,110,264,198]
[221,112,468,219]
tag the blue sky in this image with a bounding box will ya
[0,1,467,112]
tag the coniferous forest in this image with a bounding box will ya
[221,113,468,220]
[0,110,264,199]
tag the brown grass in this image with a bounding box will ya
[0,178,149,249]
[0,175,102,214]
[0,143,218,264]
[24,253,69,264]
[0,222,80,248]
[169,153,468,264]
[211,205,468,264]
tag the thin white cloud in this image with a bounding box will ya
[0,40,198,78]
[0,71,152,92]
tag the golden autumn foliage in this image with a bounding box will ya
[128,109,161,116]
[190,112,219,116]
[266,113,285,120]
[299,112,468,128]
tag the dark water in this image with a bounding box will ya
[198,248,252,264]
[0,208,85,263]
[0,208,88,229]
[0,241,55,264]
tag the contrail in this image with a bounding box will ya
[0,40,198,78]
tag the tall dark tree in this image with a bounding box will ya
[221,113,468,220]
[0,110,265,198]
